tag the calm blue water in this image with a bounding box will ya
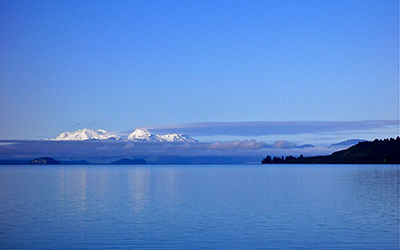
[0,164,398,249]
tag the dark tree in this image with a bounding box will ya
[262,155,272,164]
[261,137,400,164]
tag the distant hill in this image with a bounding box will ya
[262,137,400,164]
[30,157,60,165]
[110,158,147,165]
[330,139,367,147]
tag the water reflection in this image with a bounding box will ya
[128,167,151,214]
[346,166,400,233]
[58,168,88,212]
[0,165,398,249]
[128,167,179,216]
[55,166,181,218]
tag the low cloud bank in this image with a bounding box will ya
[208,140,267,150]
[144,120,398,137]
[0,139,342,164]
[271,140,315,149]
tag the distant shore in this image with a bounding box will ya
[262,137,400,164]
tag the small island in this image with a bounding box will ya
[30,157,60,165]
[262,137,400,164]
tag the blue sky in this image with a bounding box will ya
[0,0,398,145]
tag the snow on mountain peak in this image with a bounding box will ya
[127,128,198,142]
[52,128,198,142]
[127,128,159,142]
[53,128,120,141]
[157,133,198,143]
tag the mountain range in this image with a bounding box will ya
[52,128,198,143]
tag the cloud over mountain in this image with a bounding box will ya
[144,120,398,137]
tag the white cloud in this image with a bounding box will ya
[273,140,297,149]
[208,140,267,150]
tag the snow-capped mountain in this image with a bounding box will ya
[53,128,120,141]
[157,133,198,143]
[127,128,198,142]
[127,128,160,142]
[52,128,198,142]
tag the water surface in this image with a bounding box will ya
[0,164,398,249]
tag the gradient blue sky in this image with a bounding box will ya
[0,0,398,142]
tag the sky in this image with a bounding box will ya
[0,0,399,148]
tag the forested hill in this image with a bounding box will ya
[262,137,400,164]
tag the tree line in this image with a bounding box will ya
[262,137,400,164]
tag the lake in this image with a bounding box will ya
[0,164,398,249]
